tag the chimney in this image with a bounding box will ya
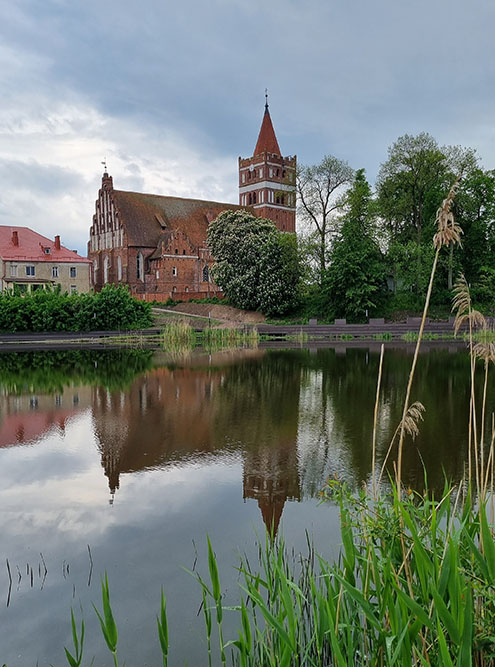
[12,231,19,246]
[54,235,61,250]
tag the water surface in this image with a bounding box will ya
[0,344,487,665]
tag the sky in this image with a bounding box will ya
[1,0,495,255]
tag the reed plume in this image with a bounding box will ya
[396,178,462,491]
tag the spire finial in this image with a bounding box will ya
[265,88,269,112]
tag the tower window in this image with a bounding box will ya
[175,248,178,254]
[182,249,186,255]
[253,191,257,204]
[172,266,177,276]
[203,265,209,282]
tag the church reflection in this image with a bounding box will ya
[92,350,302,530]
[0,346,477,528]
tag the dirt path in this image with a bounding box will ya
[156,302,265,325]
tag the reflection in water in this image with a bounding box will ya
[1,344,491,666]
[0,345,489,528]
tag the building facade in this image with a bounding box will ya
[88,103,296,301]
[0,226,90,294]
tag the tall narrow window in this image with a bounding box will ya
[202,265,209,282]
[70,266,77,278]
[104,256,109,284]
[52,266,59,278]
[172,266,177,276]
[117,256,122,281]
[137,252,143,281]
[10,264,17,277]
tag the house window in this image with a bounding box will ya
[172,266,177,276]
[26,265,35,276]
[44,247,51,254]
[10,264,17,277]
[70,266,77,278]
[70,285,77,294]
[52,266,59,278]
[202,265,209,282]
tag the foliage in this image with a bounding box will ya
[207,210,301,316]
[0,285,152,333]
[0,349,154,393]
[323,169,387,321]
[296,155,354,283]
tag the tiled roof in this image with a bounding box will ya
[0,226,89,263]
[112,191,248,250]
[254,107,281,156]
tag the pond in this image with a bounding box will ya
[0,343,489,665]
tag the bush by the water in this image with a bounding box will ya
[0,285,152,333]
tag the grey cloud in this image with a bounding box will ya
[0,160,82,194]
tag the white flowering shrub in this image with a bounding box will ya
[207,210,301,316]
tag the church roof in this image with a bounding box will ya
[253,105,281,156]
[111,190,247,249]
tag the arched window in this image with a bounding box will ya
[253,191,257,204]
[117,256,122,281]
[137,252,144,281]
[104,256,109,284]
[203,265,209,282]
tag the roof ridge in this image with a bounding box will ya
[113,189,240,208]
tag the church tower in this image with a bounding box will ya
[239,97,296,233]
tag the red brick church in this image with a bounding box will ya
[88,102,296,300]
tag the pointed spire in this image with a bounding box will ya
[254,92,281,156]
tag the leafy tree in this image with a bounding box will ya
[377,133,478,295]
[323,169,386,321]
[207,210,301,316]
[454,168,495,287]
[297,155,354,284]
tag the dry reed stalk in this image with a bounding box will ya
[371,343,385,498]
[378,402,425,488]
[396,179,462,491]
[453,275,488,495]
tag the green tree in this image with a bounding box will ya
[207,210,301,316]
[323,169,386,321]
[296,155,354,285]
[377,133,477,296]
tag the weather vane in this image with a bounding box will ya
[265,88,269,110]
[101,157,107,172]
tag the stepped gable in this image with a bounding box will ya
[112,190,247,250]
[253,104,282,156]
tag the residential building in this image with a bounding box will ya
[0,226,91,293]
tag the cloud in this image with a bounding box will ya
[2,0,495,253]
